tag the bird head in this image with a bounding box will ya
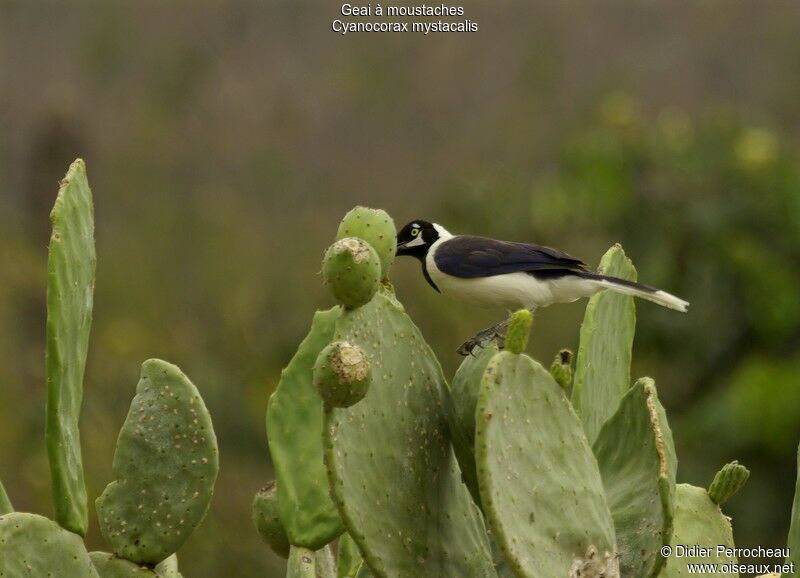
[396,220,443,259]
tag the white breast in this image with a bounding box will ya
[425,239,599,310]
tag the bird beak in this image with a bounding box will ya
[395,237,410,256]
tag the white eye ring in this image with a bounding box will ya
[411,228,420,237]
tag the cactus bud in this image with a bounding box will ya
[550,349,574,389]
[708,461,750,505]
[505,309,533,354]
[314,341,371,408]
[252,482,291,559]
[323,238,381,309]
[336,206,397,279]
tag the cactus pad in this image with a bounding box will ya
[593,378,677,578]
[323,238,381,309]
[287,546,317,578]
[0,479,12,514]
[708,461,750,505]
[266,307,345,549]
[0,512,99,577]
[95,359,219,564]
[89,552,157,577]
[314,341,371,408]
[475,351,617,578]
[447,343,498,503]
[45,158,96,535]
[336,206,396,278]
[324,289,496,578]
[571,244,637,444]
[789,445,800,571]
[154,555,183,578]
[660,484,737,577]
[252,482,290,558]
[316,545,336,578]
[337,533,364,578]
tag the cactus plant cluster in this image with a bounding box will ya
[257,204,800,578]
[0,160,219,577]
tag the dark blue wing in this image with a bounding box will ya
[433,236,588,279]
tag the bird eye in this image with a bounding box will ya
[411,228,420,237]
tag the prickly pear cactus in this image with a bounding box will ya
[447,343,498,504]
[593,378,677,578]
[313,341,371,408]
[336,533,364,578]
[571,244,637,444]
[336,206,396,278]
[45,158,96,536]
[474,331,618,578]
[0,512,99,577]
[154,555,183,578]
[549,349,574,390]
[89,552,157,577]
[316,545,336,578]
[287,546,317,578]
[787,445,800,571]
[323,289,496,578]
[659,484,737,577]
[96,359,219,564]
[266,307,345,549]
[252,482,291,558]
[323,238,381,309]
[708,461,749,505]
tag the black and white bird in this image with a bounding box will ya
[395,220,689,355]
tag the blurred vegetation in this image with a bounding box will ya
[1,2,800,577]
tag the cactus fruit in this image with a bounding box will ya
[549,349,574,390]
[324,289,496,578]
[266,307,345,549]
[659,484,737,578]
[708,461,750,505]
[154,555,183,578]
[45,158,96,536]
[336,206,397,278]
[571,244,637,444]
[337,533,364,578]
[323,238,381,309]
[252,482,291,558]
[505,309,532,354]
[447,343,499,503]
[474,350,617,578]
[0,479,12,514]
[287,546,317,578]
[313,341,371,408]
[0,512,99,577]
[592,378,677,578]
[95,359,219,564]
[89,552,158,577]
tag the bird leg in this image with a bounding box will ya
[456,317,512,357]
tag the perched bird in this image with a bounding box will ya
[395,220,688,355]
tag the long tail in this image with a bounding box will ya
[579,272,689,312]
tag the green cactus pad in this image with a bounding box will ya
[593,378,677,578]
[549,349,574,390]
[324,289,496,578]
[505,309,532,354]
[0,512,99,577]
[336,206,397,278]
[354,564,375,578]
[45,158,96,536]
[447,343,498,503]
[475,351,617,578]
[252,482,291,558]
[337,533,364,578]
[316,545,336,578]
[660,484,737,577]
[571,244,637,444]
[95,359,219,564]
[314,341,371,408]
[154,555,183,578]
[287,546,317,578]
[708,461,750,505]
[89,552,158,577]
[0,479,12,514]
[323,238,381,309]
[789,445,800,571]
[266,307,345,549]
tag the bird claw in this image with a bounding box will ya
[456,331,505,357]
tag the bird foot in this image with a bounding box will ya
[456,327,507,357]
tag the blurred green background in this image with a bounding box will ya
[1,2,799,576]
